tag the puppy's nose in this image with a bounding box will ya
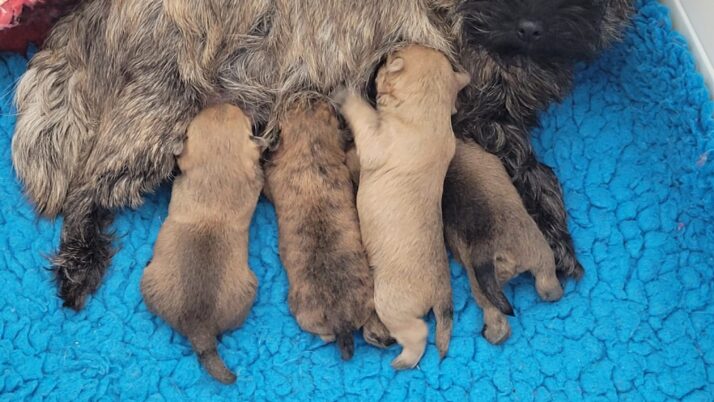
[517,20,543,42]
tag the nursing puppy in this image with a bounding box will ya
[443,139,562,344]
[337,45,470,369]
[140,104,264,384]
[264,99,392,360]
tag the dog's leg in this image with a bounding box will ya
[532,249,564,302]
[362,307,396,348]
[336,93,390,166]
[380,315,428,370]
[509,157,583,280]
[464,263,511,345]
[454,122,583,280]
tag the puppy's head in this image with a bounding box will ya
[376,45,470,112]
[461,0,605,64]
[277,99,343,151]
[179,103,266,173]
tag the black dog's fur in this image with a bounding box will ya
[446,0,633,313]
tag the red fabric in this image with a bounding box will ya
[0,0,79,53]
[0,0,40,29]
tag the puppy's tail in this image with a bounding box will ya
[189,332,236,385]
[434,294,453,359]
[335,328,355,361]
[473,259,514,316]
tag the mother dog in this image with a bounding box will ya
[12,0,632,324]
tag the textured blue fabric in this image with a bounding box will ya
[1,1,713,400]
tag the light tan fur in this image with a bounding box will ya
[337,45,470,369]
[140,104,264,384]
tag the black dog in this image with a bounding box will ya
[444,0,633,316]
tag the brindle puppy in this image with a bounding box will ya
[264,98,392,360]
[337,45,470,369]
[444,138,563,345]
[140,104,264,384]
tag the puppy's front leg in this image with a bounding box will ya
[336,92,389,167]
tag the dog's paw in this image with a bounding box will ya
[331,86,357,107]
[362,312,396,348]
[481,315,511,345]
[536,274,564,302]
[391,353,420,370]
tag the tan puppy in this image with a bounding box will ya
[264,99,393,360]
[336,45,471,369]
[443,138,563,344]
[140,104,265,384]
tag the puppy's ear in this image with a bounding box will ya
[454,71,471,91]
[386,57,405,73]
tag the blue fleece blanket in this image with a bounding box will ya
[1,1,713,400]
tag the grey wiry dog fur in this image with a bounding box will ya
[444,138,562,345]
[12,0,461,309]
[140,104,263,384]
[337,45,469,369]
[264,99,393,359]
[12,0,633,311]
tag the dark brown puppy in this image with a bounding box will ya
[141,104,264,384]
[264,99,392,360]
[443,139,562,344]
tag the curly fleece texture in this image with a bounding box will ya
[1,1,713,400]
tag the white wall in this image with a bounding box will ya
[662,0,714,96]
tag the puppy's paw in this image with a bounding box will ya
[331,86,360,107]
[362,312,396,348]
[391,353,419,370]
[481,315,511,345]
[319,334,336,343]
[331,87,349,106]
[535,272,564,302]
[250,135,271,152]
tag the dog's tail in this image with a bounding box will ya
[189,332,236,384]
[434,291,453,359]
[473,259,514,316]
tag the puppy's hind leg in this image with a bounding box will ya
[362,309,396,348]
[380,315,428,370]
[465,261,511,345]
[531,248,563,302]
